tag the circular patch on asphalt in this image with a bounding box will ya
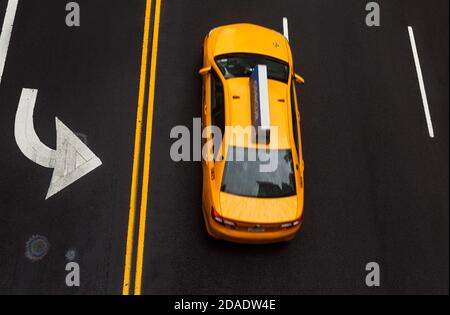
[25,235,50,261]
[65,248,77,261]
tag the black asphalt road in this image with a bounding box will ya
[0,0,145,294]
[0,0,448,295]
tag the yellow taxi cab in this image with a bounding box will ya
[199,23,305,244]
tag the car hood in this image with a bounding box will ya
[210,24,290,63]
[219,192,298,224]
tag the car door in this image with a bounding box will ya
[202,69,225,211]
[290,80,305,183]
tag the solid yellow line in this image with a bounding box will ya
[134,0,162,295]
[122,0,153,296]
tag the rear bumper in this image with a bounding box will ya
[202,206,301,244]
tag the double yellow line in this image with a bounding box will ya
[122,0,162,295]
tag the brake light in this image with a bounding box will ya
[223,219,236,227]
[211,207,236,227]
[211,207,223,223]
[281,216,303,229]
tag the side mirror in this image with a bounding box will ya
[294,73,305,85]
[198,66,211,76]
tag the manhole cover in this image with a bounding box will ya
[25,235,50,261]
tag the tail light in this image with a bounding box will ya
[280,216,303,229]
[211,207,223,224]
[211,207,236,227]
[223,219,236,227]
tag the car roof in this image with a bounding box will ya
[224,77,293,150]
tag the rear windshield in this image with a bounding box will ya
[221,147,296,198]
[215,54,289,83]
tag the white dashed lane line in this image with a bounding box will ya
[283,17,289,41]
[0,0,18,86]
[408,26,435,139]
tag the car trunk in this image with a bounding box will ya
[219,192,298,224]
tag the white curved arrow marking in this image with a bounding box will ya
[15,88,102,199]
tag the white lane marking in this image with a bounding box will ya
[408,26,435,139]
[283,17,289,41]
[15,88,102,199]
[15,89,56,167]
[0,0,18,86]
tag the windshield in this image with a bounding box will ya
[221,147,296,198]
[215,54,289,83]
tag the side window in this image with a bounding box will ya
[210,70,225,145]
[290,83,300,158]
